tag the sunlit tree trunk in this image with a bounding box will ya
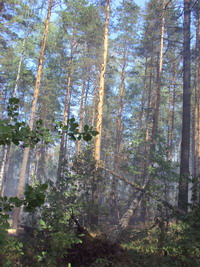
[0,146,7,191]
[12,0,53,229]
[94,0,110,162]
[91,72,99,128]
[90,0,110,226]
[77,79,86,155]
[178,0,191,212]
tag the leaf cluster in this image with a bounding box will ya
[55,117,98,141]
[0,98,52,147]
[0,183,48,244]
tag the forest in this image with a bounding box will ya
[0,0,200,266]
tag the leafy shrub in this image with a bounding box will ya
[0,236,24,266]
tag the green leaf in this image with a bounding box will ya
[91,130,99,136]
[84,124,89,132]
[83,134,92,141]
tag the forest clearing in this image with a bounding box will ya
[0,0,200,266]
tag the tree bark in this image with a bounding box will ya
[170,64,177,161]
[94,0,110,162]
[91,72,99,128]
[77,79,86,155]
[178,0,191,212]
[0,146,7,191]
[193,0,200,201]
[139,57,148,131]
[90,0,110,227]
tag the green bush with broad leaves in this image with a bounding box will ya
[0,183,48,243]
[31,175,85,265]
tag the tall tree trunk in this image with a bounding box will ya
[12,0,53,229]
[111,48,126,220]
[115,52,126,164]
[141,57,154,225]
[178,0,191,212]
[90,0,110,226]
[0,144,12,196]
[139,57,148,131]
[94,0,110,162]
[145,57,154,160]
[57,41,75,181]
[170,65,177,161]
[91,72,99,128]
[193,0,200,201]
[167,65,177,159]
[77,79,86,155]
[13,36,27,97]
[36,145,47,183]
[0,146,7,191]
[151,0,169,143]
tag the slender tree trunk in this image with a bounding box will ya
[151,0,169,143]
[12,0,53,229]
[139,57,148,130]
[0,146,7,190]
[77,79,86,155]
[57,42,75,180]
[167,65,177,159]
[145,57,154,157]
[90,0,110,227]
[170,65,177,161]
[141,58,154,225]
[36,145,47,183]
[115,53,126,163]
[193,0,200,201]
[167,87,171,150]
[91,73,99,128]
[13,36,27,97]
[178,0,191,212]
[94,0,110,162]
[0,144,12,196]
[111,49,126,220]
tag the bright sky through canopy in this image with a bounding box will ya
[134,0,146,7]
[114,0,146,9]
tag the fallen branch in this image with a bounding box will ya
[101,166,186,217]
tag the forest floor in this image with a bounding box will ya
[2,224,191,267]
